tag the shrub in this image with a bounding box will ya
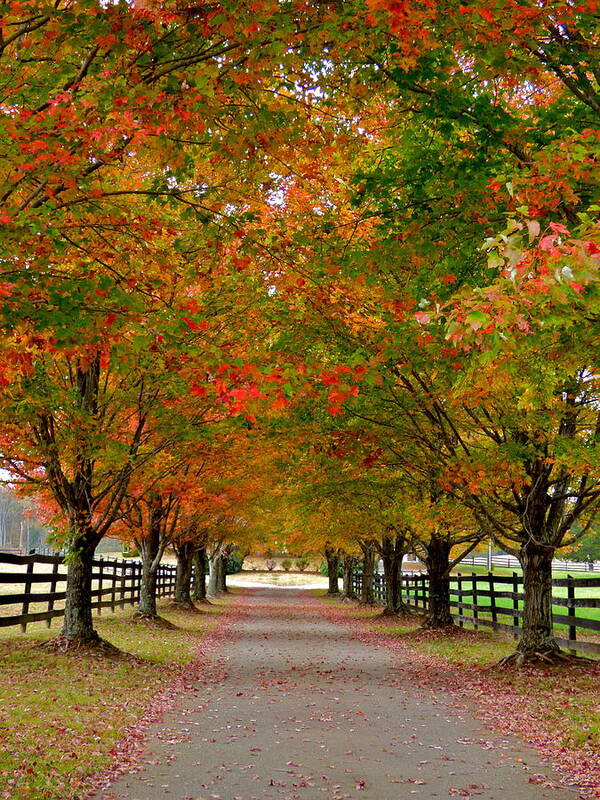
[226,551,244,574]
[319,560,343,577]
[295,557,309,572]
[281,558,292,571]
[266,558,276,571]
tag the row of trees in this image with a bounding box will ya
[0,1,597,663]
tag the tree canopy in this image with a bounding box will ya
[0,0,597,660]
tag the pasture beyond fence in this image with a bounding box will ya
[352,571,600,657]
[0,552,178,632]
[458,554,598,573]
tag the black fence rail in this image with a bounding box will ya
[352,571,600,657]
[0,552,178,632]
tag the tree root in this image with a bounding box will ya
[375,607,416,618]
[167,600,203,613]
[38,634,124,658]
[131,612,179,630]
[376,607,399,617]
[421,619,455,631]
[497,648,596,669]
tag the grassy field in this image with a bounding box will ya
[0,599,225,800]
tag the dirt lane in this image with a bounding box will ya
[94,588,578,800]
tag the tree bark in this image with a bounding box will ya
[138,559,158,617]
[324,544,340,595]
[516,541,559,657]
[360,540,376,605]
[423,535,454,628]
[136,502,163,618]
[61,535,99,642]
[207,551,221,597]
[342,555,358,599]
[174,541,195,608]
[192,547,208,603]
[219,552,229,593]
[381,532,409,615]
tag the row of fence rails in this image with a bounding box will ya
[458,554,598,573]
[373,573,386,603]
[352,572,388,601]
[351,572,430,609]
[0,551,179,632]
[451,571,524,636]
[451,571,600,655]
[401,573,429,609]
[350,568,600,657]
[549,575,600,655]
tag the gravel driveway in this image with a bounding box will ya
[94,588,577,800]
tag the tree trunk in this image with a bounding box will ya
[342,555,358,599]
[192,547,208,603]
[207,552,221,597]
[61,537,99,642]
[360,541,376,605]
[139,559,158,617]
[219,552,229,593]
[136,505,163,618]
[174,541,195,608]
[324,544,340,595]
[516,542,559,657]
[423,535,454,628]
[380,531,410,615]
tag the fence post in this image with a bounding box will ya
[97,559,104,616]
[512,571,519,639]
[421,574,427,610]
[131,562,138,606]
[130,561,136,606]
[110,561,117,613]
[20,560,35,633]
[120,560,127,609]
[456,572,463,627]
[472,572,478,630]
[136,561,142,605]
[489,572,497,629]
[567,575,576,646]
[46,560,60,629]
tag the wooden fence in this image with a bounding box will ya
[459,554,598,573]
[352,571,600,656]
[0,552,178,632]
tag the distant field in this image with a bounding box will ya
[229,571,330,588]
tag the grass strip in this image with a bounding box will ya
[0,599,225,800]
